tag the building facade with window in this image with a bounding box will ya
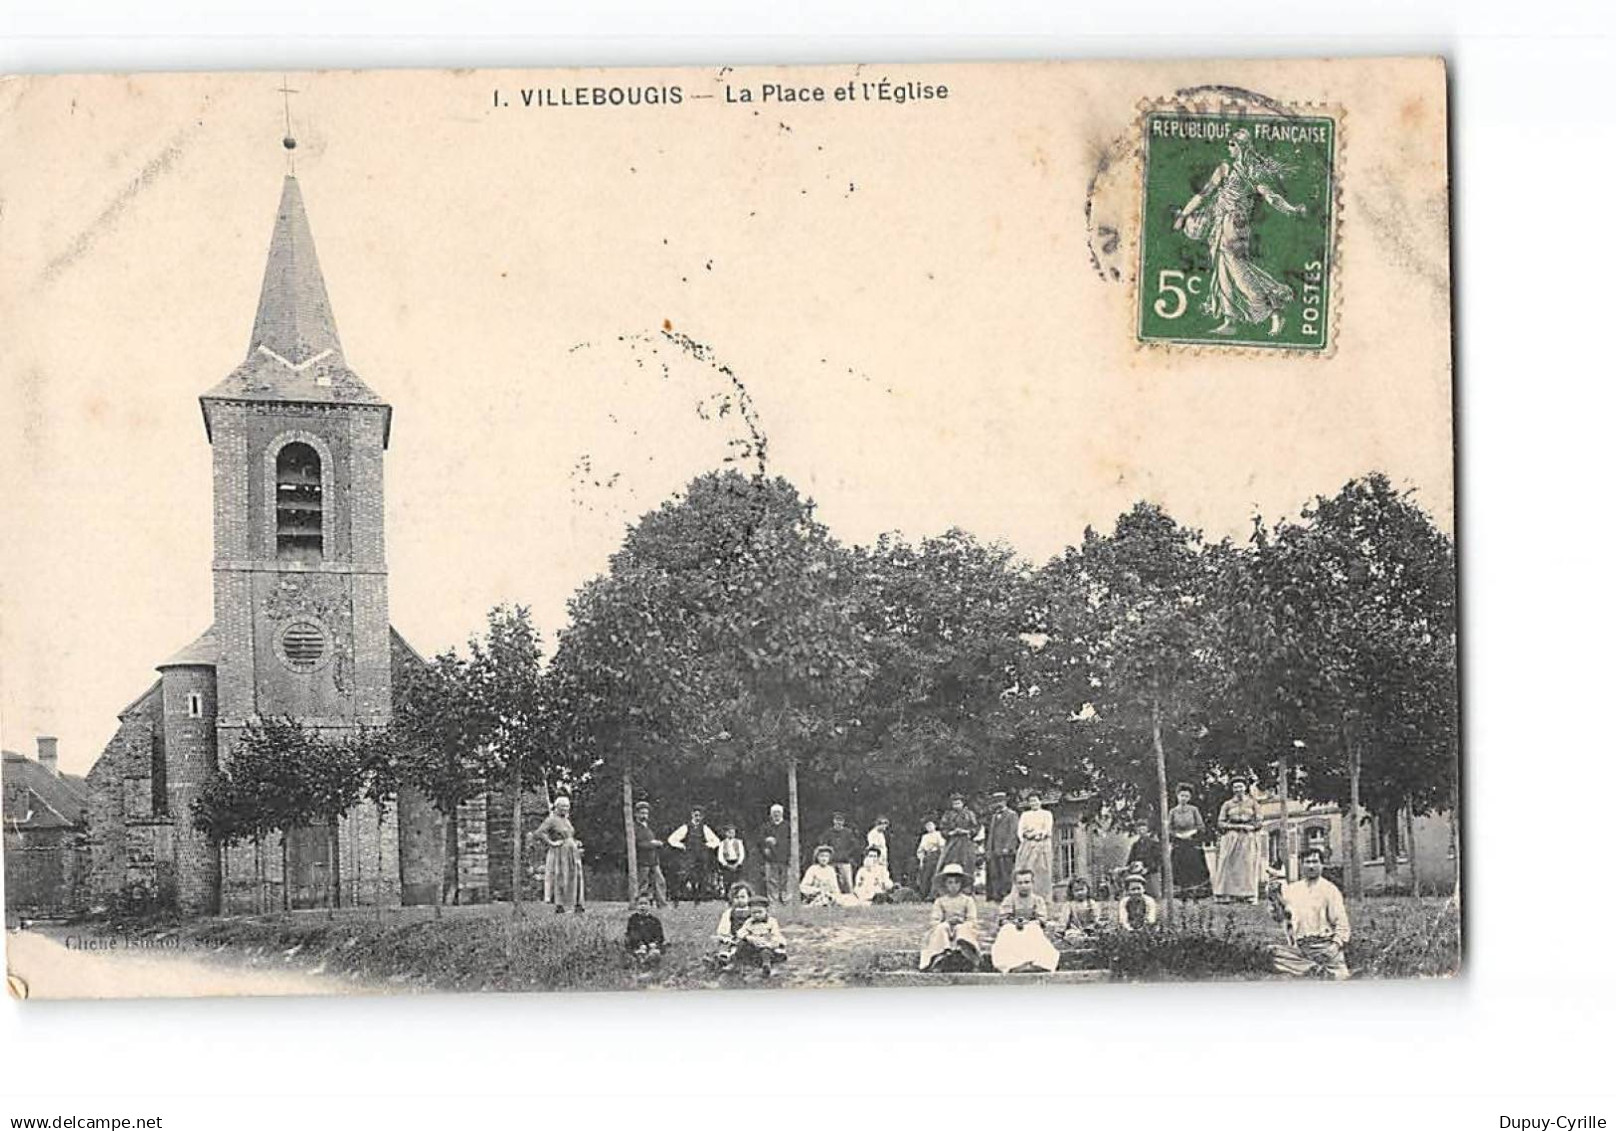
[83,174,487,916]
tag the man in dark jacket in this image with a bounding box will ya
[984,791,1020,901]
[760,803,790,904]
[632,800,668,906]
[820,811,862,893]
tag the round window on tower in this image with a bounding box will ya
[276,619,330,673]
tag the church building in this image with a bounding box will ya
[85,173,490,915]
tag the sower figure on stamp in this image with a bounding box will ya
[1173,128,1308,338]
[984,791,1020,902]
[633,800,668,907]
[1268,845,1351,980]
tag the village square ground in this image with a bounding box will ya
[6,893,1459,998]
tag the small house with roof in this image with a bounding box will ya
[3,737,90,917]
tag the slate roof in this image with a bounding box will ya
[157,624,218,669]
[2,750,89,830]
[201,175,390,444]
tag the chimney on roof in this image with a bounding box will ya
[37,736,58,776]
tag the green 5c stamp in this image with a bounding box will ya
[1138,111,1336,350]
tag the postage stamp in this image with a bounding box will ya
[1137,110,1337,351]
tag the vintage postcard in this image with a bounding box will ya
[1,58,1456,1000]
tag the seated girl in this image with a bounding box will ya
[990,867,1060,973]
[800,845,858,907]
[1052,877,1105,946]
[918,863,982,972]
[853,845,896,904]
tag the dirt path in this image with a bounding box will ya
[5,927,368,1000]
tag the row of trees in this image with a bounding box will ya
[195,468,1457,917]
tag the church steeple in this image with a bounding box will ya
[201,174,390,447]
[249,175,343,368]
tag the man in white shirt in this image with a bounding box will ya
[1268,845,1351,980]
[667,806,723,904]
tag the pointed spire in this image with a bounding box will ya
[249,175,343,367]
[202,174,388,447]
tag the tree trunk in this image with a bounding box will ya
[622,762,638,906]
[787,756,801,905]
[1379,805,1400,889]
[1345,726,1363,899]
[436,805,456,919]
[220,844,229,916]
[376,804,386,920]
[254,836,264,914]
[1151,698,1175,921]
[511,756,525,918]
[280,833,290,913]
[1449,787,1461,904]
[1404,799,1420,897]
[1276,753,1293,882]
[329,818,341,916]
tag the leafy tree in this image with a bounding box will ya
[192,718,361,912]
[848,530,1040,865]
[1269,475,1458,896]
[392,649,495,913]
[463,605,559,916]
[547,561,715,899]
[1041,504,1227,917]
[556,471,873,899]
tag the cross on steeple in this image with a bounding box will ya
[278,77,299,172]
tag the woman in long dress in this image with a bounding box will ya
[937,794,978,878]
[1014,794,1054,902]
[1173,128,1309,337]
[915,819,944,899]
[1212,779,1264,903]
[1167,786,1212,901]
[535,795,584,914]
[918,863,981,972]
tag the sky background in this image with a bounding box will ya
[0,61,1453,775]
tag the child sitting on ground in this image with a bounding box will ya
[707,883,752,969]
[1053,876,1104,946]
[729,896,789,977]
[624,894,666,967]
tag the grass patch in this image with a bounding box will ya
[111,893,1458,992]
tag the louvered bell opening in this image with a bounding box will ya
[280,622,326,671]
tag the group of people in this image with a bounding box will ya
[623,880,791,977]
[602,784,1351,981]
[1158,780,1268,903]
[622,840,1351,981]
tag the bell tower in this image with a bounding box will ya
[196,173,400,909]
